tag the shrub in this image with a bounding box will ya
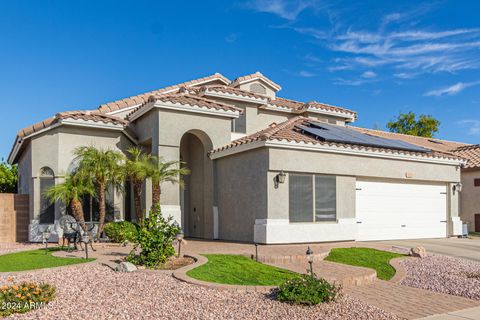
[127,205,180,267]
[104,221,137,243]
[275,274,340,306]
[0,281,56,317]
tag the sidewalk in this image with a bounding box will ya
[420,306,480,319]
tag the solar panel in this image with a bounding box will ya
[296,121,431,153]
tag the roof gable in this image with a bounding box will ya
[229,71,281,91]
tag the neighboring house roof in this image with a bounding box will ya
[229,71,282,91]
[97,73,231,114]
[350,127,469,154]
[9,111,131,163]
[210,116,465,164]
[451,145,480,169]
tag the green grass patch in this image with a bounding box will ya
[0,247,95,272]
[186,254,297,286]
[324,247,404,280]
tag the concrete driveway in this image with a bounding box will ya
[370,237,480,261]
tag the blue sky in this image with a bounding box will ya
[1,0,479,159]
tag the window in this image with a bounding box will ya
[289,174,336,222]
[475,178,480,187]
[39,167,55,224]
[231,110,246,133]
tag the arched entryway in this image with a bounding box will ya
[179,130,214,239]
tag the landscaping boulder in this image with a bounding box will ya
[410,246,427,258]
[115,262,137,272]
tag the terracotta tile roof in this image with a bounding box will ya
[17,111,128,139]
[97,73,230,114]
[451,145,480,169]
[268,97,304,110]
[349,127,469,153]
[127,93,243,119]
[267,97,357,118]
[298,101,357,118]
[201,85,269,100]
[229,71,282,91]
[210,116,463,162]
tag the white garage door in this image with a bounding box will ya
[356,180,447,241]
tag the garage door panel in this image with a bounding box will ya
[356,180,447,241]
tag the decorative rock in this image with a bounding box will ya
[410,246,427,258]
[115,262,137,272]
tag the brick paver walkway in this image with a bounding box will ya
[346,280,480,320]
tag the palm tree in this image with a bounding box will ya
[44,174,95,230]
[150,157,190,211]
[125,147,151,223]
[74,146,125,238]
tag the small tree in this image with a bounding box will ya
[74,146,125,238]
[387,112,440,138]
[125,147,152,223]
[127,205,180,267]
[0,161,17,193]
[150,157,190,211]
[44,174,95,230]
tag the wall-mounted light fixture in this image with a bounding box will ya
[453,182,463,195]
[274,170,287,188]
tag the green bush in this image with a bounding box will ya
[275,274,340,306]
[104,221,137,243]
[0,281,56,317]
[127,206,180,267]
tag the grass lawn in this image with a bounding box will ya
[325,247,404,280]
[186,254,297,286]
[0,247,95,272]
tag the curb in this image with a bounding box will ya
[388,256,411,283]
[172,254,275,293]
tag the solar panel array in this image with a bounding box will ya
[296,121,431,153]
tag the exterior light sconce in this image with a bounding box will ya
[274,170,287,188]
[453,182,463,195]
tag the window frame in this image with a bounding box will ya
[288,173,337,223]
[474,178,480,187]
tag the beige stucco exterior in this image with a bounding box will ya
[460,170,480,232]
[10,72,469,243]
[214,144,462,243]
[18,125,133,241]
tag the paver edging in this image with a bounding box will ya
[172,253,275,293]
[388,256,412,284]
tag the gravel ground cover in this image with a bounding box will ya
[1,263,400,320]
[400,255,480,300]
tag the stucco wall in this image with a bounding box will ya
[20,125,132,241]
[460,170,480,231]
[269,148,461,182]
[252,146,462,243]
[215,148,268,242]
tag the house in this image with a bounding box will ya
[8,72,468,243]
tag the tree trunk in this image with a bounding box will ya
[151,183,161,212]
[71,199,86,231]
[97,181,106,240]
[133,179,143,223]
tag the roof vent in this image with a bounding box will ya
[269,122,277,128]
